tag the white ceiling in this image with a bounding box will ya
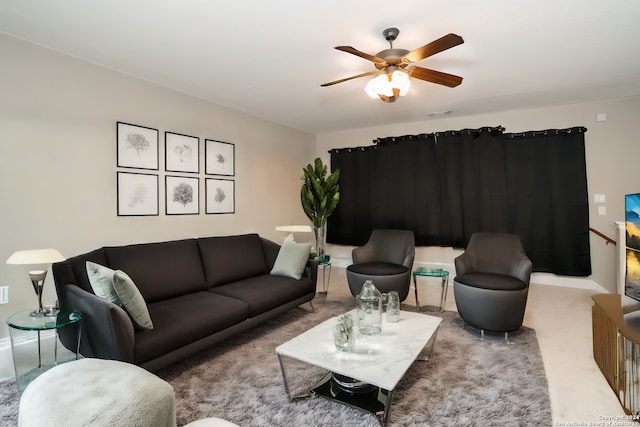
[1,1,640,134]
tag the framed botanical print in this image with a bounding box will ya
[117,172,159,216]
[205,178,235,214]
[166,175,199,215]
[117,122,159,170]
[165,132,199,173]
[205,139,235,176]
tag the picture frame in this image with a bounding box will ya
[166,175,199,215]
[165,132,199,173]
[117,122,159,170]
[205,139,235,176]
[206,178,235,214]
[117,172,159,216]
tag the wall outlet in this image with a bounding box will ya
[0,286,8,304]
[594,194,606,203]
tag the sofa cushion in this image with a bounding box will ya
[105,239,206,302]
[210,274,314,317]
[455,272,527,291]
[270,241,311,280]
[197,234,269,288]
[135,292,249,364]
[347,262,409,276]
[113,270,154,330]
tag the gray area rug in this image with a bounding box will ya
[0,298,551,426]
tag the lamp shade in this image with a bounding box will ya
[6,248,65,265]
[365,70,411,100]
[275,225,312,233]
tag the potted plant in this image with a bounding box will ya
[300,158,340,262]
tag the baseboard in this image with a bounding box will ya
[330,257,609,293]
[0,337,14,380]
[529,273,608,293]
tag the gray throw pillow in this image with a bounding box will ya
[86,261,121,305]
[270,241,311,280]
[112,270,154,330]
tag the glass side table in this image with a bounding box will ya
[412,268,450,312]
[7,309,82,393]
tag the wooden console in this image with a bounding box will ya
[592,293,640,415]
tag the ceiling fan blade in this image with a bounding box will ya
[321,70,380,87]
[408,66,463,87]
[334,46,386,65]
[403,33,464,64]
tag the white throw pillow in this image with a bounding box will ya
[112,270,154,331]
[86,261,121,305]
[270,241,311,280]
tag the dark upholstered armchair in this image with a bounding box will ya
[453,232,532,336]
[346,229,415,301]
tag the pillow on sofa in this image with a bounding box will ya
[86,261,154,331]
[270,241,311,280]
[113,270,154,331]
[86,261,121,305]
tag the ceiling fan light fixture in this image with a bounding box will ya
[364,70,411,101]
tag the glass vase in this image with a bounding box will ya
[357,280,382,335]
[334,329,355,352]
[314,224,328,262]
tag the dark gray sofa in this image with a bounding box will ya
[52,233,317,371]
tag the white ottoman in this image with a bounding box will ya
[184,418,239,427]
[18,358,176,427]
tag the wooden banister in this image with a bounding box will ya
[590,227,616,246]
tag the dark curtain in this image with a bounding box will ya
[327,126,591,276]
[504,128,591,276]
[436,128,508,248]
[328,146,374,245]
[328,134,441,246]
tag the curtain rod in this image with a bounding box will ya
[328,125,587,153]
[508,126,587,138]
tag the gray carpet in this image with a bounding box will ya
[0,298,551,426]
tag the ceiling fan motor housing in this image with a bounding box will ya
[383,27,400,42]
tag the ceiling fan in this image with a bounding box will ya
[321,27,464,103]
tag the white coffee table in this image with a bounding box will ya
[275,309,442,425]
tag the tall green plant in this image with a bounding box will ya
[300,158,340,228]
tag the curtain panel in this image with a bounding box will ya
[327,126,590,276]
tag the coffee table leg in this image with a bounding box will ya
[277,353,315,401]
[277,353,294,402]
[382,389,393,426]
[417,328,439,361]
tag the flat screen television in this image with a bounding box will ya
[625,193,640,301]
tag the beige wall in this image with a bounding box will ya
[317,96,640,293]
[0,34,316,339]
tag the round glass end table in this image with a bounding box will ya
[7,308,82,393]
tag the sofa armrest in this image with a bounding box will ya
[454,251,475,277]
[65,284,135,363]
[510,254,533,285]
[306,258,318,286]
